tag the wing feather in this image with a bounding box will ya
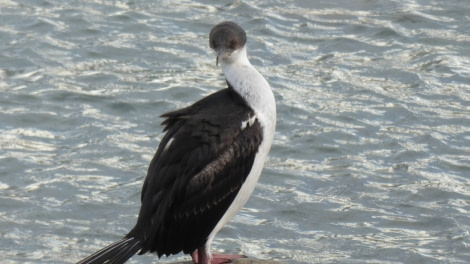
[129,88,263,256]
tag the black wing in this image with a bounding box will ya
[127,88,263,257]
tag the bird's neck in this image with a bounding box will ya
[221,46,276,126]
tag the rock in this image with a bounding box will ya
[232,258,287,264]
[172,257,286,264]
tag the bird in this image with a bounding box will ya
[76,21,276,264]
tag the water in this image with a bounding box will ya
[1,0,469,263]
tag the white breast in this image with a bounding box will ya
[207,44,276,247]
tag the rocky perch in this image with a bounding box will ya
[174,257,287,264]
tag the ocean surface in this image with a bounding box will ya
[1,0,469,263]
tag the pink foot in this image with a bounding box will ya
[211,253,247,264]
[191,250,246,264]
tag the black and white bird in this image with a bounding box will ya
[77,21,276,264]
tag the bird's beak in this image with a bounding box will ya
[214,49,226,66]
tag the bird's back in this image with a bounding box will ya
[128,87,263,256]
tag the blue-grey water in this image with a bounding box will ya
[1,0,469,263]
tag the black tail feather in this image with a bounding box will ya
[77,237,143,264]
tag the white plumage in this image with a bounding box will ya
[207,43,276,250]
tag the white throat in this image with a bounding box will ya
[220,46,276,127]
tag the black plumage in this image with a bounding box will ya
[77,85,263,264]
[131,84,263,256]
[77,20,275,264]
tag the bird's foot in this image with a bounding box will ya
[210,253,247,264]
[191,250,246,264]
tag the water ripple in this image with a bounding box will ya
[1,0,470,263]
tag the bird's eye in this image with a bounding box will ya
[229,40,236,49]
